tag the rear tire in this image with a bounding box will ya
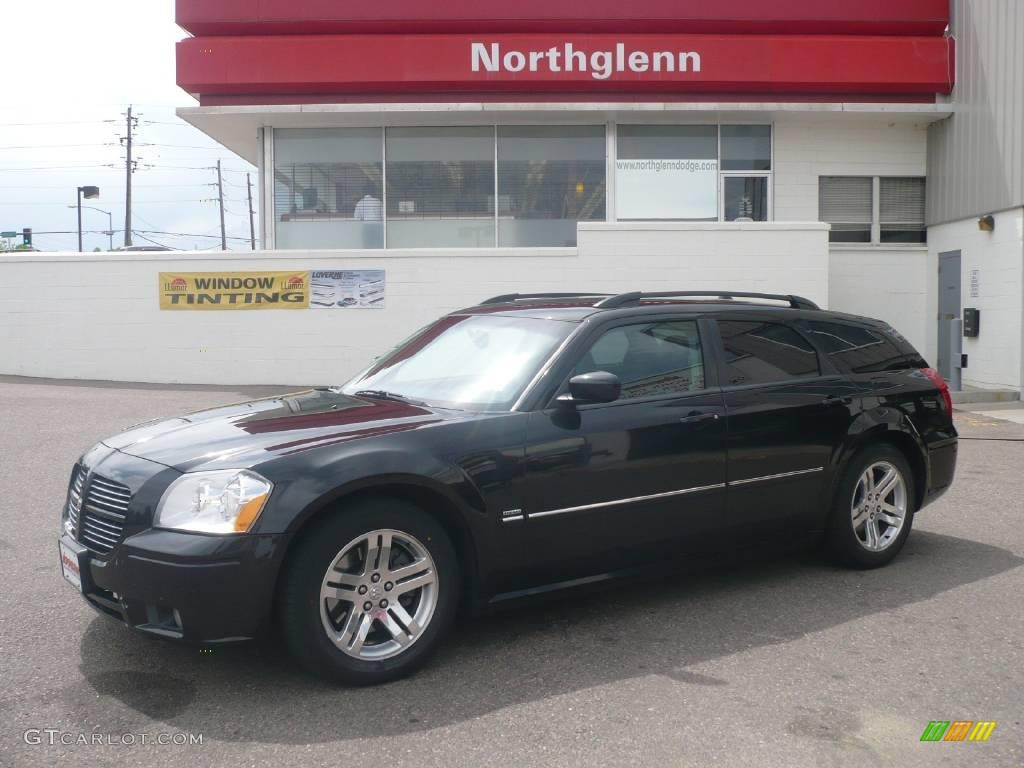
[280,498,459,685]
[825,444,916,569]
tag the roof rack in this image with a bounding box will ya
[481,292,612,305]
[595,291,820,310]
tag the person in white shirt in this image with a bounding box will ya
[353,185,383,221]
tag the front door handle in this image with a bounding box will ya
[821,395,852,406]
[680,411,721,425]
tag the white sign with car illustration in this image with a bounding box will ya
[311,270,386,309]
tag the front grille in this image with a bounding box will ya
[66,466,85,534]
[79,474,131,555]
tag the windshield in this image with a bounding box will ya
[343,315,574,410]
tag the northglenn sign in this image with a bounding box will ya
[471,42,702,80]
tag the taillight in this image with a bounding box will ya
[922,367,953,416]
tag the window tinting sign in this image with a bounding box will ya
[310,270,385,309]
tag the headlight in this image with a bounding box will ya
[155,470,273,534]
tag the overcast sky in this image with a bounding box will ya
[1,0,257,252]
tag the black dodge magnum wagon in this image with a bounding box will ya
[59,291,958,684]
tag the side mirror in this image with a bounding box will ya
[557,371,622,407]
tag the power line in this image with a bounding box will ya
[0,144,118,151]
[131,231,176,249]
[0,164,116,172]
[1,200,223,206]
[0,120,116,128]
[138,143,231,151]
[24,229,253,242]
[138,229,253,242]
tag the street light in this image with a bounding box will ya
[75,186,100,252]
[67,204,114,251]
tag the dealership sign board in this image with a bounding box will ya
[177,33,954,100]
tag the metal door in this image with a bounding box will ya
[937,251,962,380]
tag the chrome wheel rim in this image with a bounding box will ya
[851,461,908,552]
[319,529,438,661]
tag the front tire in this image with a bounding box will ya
[825,444,915,569]
[280,498,459,685]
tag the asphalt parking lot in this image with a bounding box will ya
[1,376,1021,767]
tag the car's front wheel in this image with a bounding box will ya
[825,444,916,569]
[280,498,459,685]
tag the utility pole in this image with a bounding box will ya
[216,160,227,251]
[246,173,256,250]
[120,106,137,247]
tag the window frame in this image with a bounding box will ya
[710,315,825,390]
[540,314,720,410]
[719,171,772,223]
[819,175,926,246]
[798,318,927,375]
[267,122,776,249]
[611,122,775,223]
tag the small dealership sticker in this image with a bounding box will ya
[159,271,310,310]
[920,720,997,742]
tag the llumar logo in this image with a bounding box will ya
[920,721,997,742]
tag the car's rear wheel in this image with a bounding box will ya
[280,498,459,685]
[825,444,915,569]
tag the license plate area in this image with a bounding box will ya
[59,539,85,593]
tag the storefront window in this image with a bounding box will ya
[819,176,925,244]
[723,176,769,221]
[879,177,926,243]
[274,128,384,249]
[819,177,873,243]
[385,127,495,248]
[616,125,719,220]
[721,125,772,171]
[497,126,606,247]
[270,122,775,249]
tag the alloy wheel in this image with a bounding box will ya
[319,528,438,660]
[850,461,908,552]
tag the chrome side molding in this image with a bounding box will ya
[503,467,825,522]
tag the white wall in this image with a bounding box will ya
[828,247,931,362]
[773,116,929,221]
[928,208,1024,391]
[0,223,830,386]
[577,222,828,305]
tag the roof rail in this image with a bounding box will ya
[481,292,612,305]
[595,291,820,310]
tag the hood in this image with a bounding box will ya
[102,389,460,472]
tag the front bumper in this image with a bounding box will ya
[62,528,287,643]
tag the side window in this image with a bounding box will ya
[719,320,819,386]
[574,320,705,399]
[805,321,926,374]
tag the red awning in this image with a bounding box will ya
[176,0,950,37]
[177,33,955,101]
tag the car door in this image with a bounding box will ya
[713,315,857,530]
[516,315,727,586]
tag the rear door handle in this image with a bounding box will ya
[680,412,721,424]
[821,395,852,406]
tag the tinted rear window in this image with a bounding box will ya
[719,320,820,386]
[805,320,926,374]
